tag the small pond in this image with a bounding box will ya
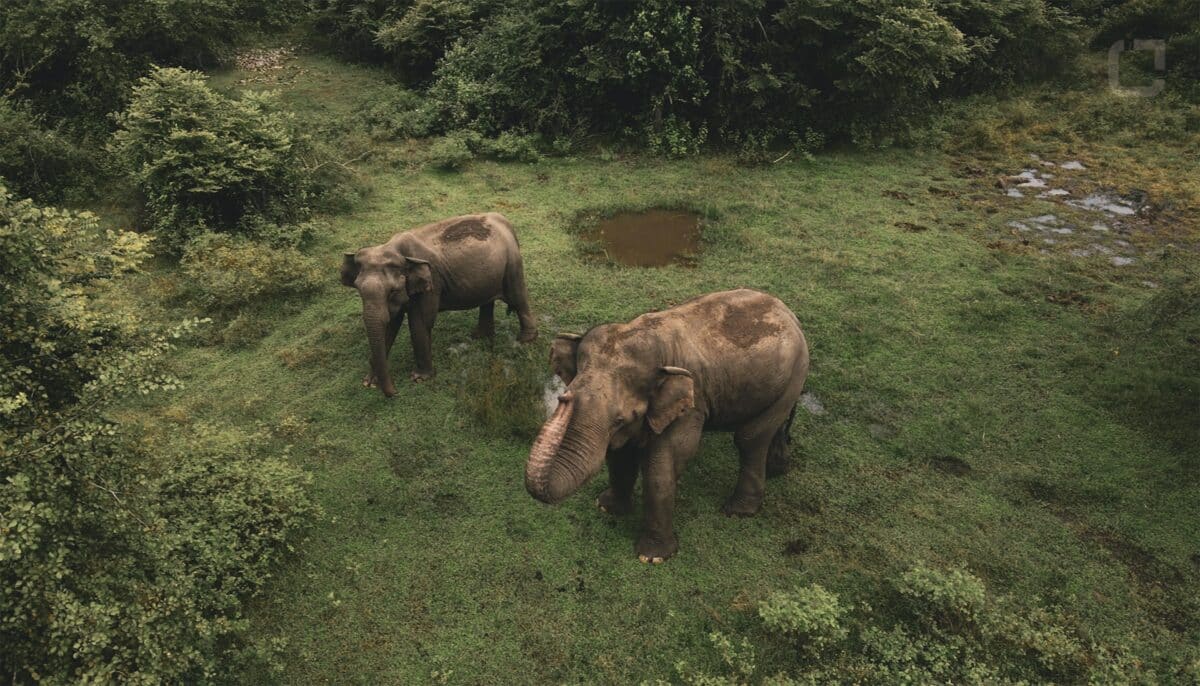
[589,209,701,267]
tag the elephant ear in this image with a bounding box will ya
[550,333,582,384]
[340,252,360,287]
[404,257,433,295]
[648,366,695,434]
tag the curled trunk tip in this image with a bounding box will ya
[526,395,573,502]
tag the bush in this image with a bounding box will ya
[1093,0,1200,100]
[1,188,317,682]
[0,185,152,417]
[410,0,1085,149]
[758,584,848,654]
[426,133,475,169]
[479,131,542,162]
[0,0,304,121]
[667,564,1181,684]
[180,234,325,312]
[112,67,312,253]
[0,97,94,202]
[356,85,440,139]
[315,0,494,78]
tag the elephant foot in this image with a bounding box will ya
[721,494,763,517]
[517,328,538,344]
[596,489,633,516]
[471,326,495,340]
[410,369,435,383]
[636,533,678,564]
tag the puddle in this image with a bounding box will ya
[1067,193,1138,216]
[589,209,701,267]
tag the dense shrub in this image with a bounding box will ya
[356,84,439,139]
[1093,0,1200,99]
[314,0,494,78]
[0,97,94,202]
[112,67,313,253]
[179,234,325,312]
[0,0,304,121]
[1,187,317,682]
[323,0,1087,149]
[669,565,1192,684]
[0,186,151,417]
[426,133,475,169]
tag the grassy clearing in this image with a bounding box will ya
[122,53,1198,682]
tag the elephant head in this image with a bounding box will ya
[340,247,433,397]
[525,329,695,503]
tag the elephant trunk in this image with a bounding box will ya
[526,393,607,504]
[363,299,396,397]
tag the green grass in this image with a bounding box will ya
[125,54,1199,682]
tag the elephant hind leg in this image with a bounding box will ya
[472,301,496,339]
[725,395,796,516]
[765,403,797,478]
[502,257,538,343]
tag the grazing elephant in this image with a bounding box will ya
[341,212,537,397]
[525,289,809,563]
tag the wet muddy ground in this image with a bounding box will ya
[588,209,701,267]
[990,154,1162,269]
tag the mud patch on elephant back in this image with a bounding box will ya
[440,218,491,242]
[586,209,701,267]
[718,298,782,348]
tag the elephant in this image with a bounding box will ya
[525,289,809,563]
[340,212,537,397]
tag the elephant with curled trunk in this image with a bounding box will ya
[526,289,809,563]
[341,212,537,397]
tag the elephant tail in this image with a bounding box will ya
[766,403,796,478]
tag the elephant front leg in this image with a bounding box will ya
[363,312,404,388]
[408,308,438,382]
[636,413,703,563]
[597,446,638,516]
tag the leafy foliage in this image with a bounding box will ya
[0,0,303,121]
[0,97,93,202]
[111,67,314,253]
[0,186,317,682]
[671,565,1196,684]
[0,186,152,417]
[179,234,325,312]
[321,0,1086,150]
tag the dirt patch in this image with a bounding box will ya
[588,209,700,267]
[441,218,491,242]
[929,455,972,476]
[895,222,929,233]
[718,298,782,348]
[783,537,811,556]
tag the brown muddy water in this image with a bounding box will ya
[589,209,701,267]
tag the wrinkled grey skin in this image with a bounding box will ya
[341,212,537,397]
[526,289,809,563]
